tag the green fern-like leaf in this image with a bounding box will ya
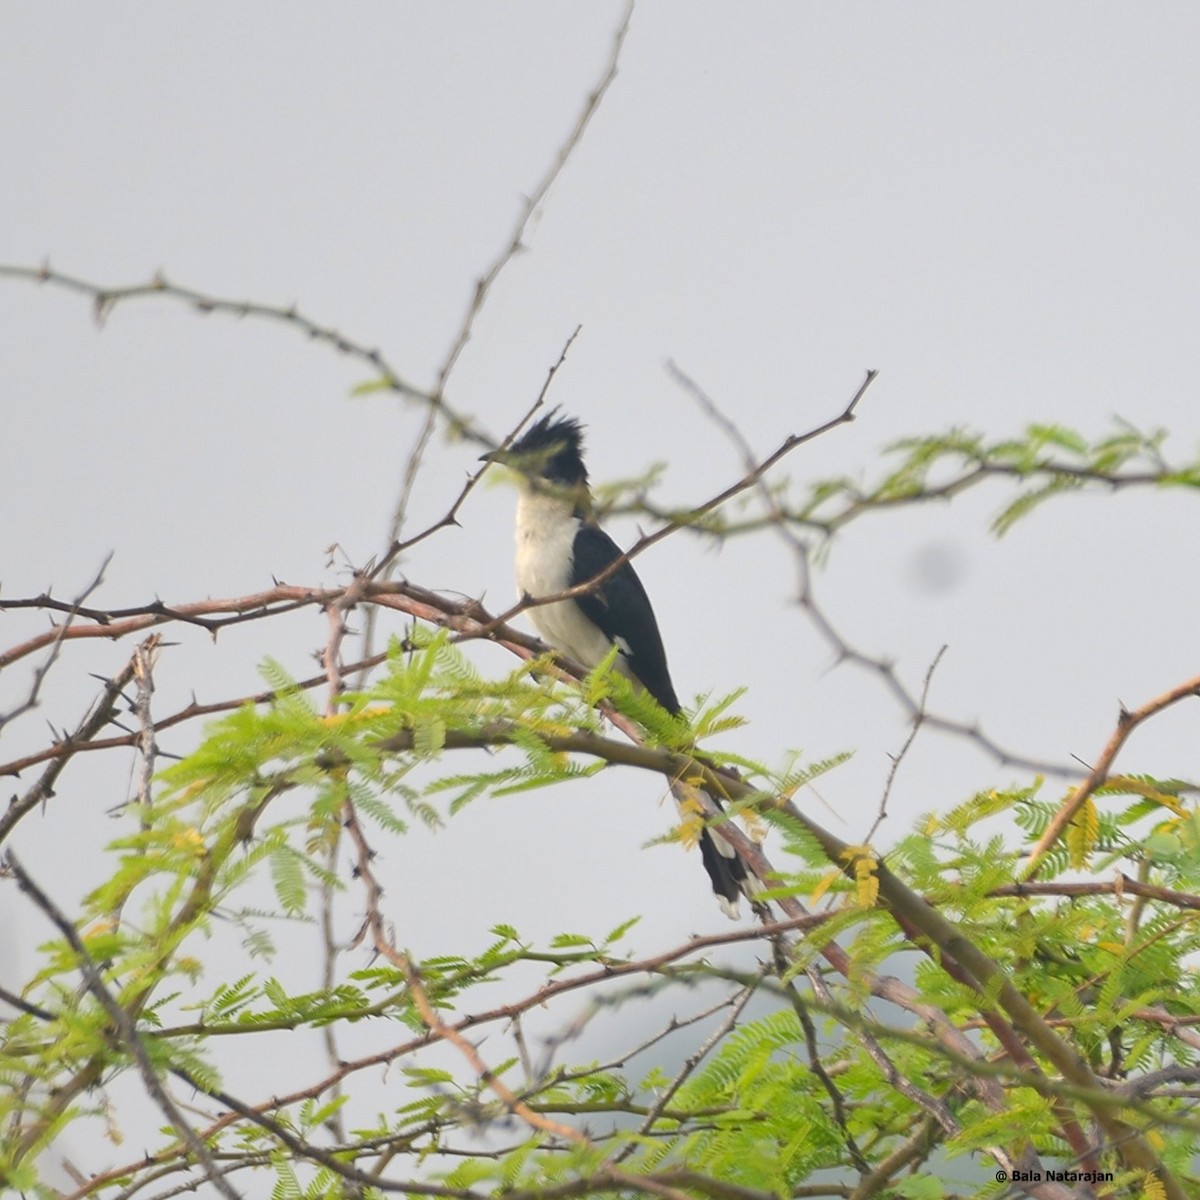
[269,845,307,916]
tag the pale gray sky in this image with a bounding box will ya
[3,3,1199,1181]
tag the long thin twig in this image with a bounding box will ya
[0,262,451,417]
[431,5,632,398]
[866,644,946,842]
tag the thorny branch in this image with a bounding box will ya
[0,262,444,424]
[430,2,631,399]
[0,648,141,844]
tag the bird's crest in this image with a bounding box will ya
[505,409,589,488]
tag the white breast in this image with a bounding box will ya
[514,490,615,670]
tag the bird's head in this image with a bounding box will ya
[480,410,589,490]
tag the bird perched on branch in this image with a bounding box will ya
[481,410,757,919]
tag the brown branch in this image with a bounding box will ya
[1024,672,1200,876]
[0,588,325,669]
[990,876,1200,913]
[370,719,1185,1194]
[1133,1007,1200,1052]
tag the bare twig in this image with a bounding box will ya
[0,263,460,420]
[431,6,631,398]
[0,588,321,670]
[989,875,1200,913]
[355,326,584,685]
[866,644,946,842]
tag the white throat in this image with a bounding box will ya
[512,487,614,670]
[514,489,580,600]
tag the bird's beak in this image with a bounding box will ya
[479,447,511,466]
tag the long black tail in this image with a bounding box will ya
[699,826,754,920]
[670,777,760,920]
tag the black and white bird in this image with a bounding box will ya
[481,411,756,919]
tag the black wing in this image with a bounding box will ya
[570,523,680,715]
[574,524,757,917]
